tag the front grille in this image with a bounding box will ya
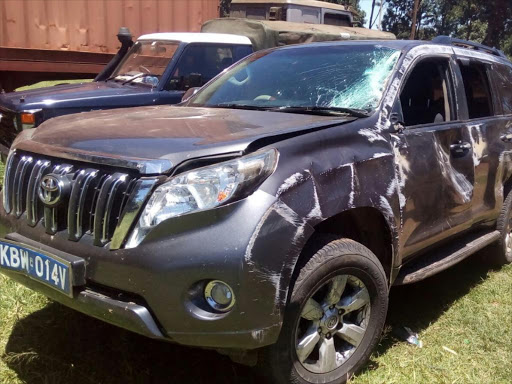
[0,108,18,149]
[3,151,139,247]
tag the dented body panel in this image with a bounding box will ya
[1,40,512,351]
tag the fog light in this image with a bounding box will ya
[204,280,235,312]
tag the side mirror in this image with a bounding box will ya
[391,99,406,133]
[182,87,200,102]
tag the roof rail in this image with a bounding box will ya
[432,35,507,59]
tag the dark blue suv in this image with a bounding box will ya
[0,32,253,155]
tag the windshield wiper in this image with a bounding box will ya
[205,104,369,117]
[271,106,370,118]
[106,74,121,82]
[208,104,275,111]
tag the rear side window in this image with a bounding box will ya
[494,65,512,115]
[459,62,493,119]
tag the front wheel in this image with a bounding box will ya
[258,238,388,384]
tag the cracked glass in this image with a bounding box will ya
[191,44,401,113]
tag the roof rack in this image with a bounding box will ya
[432,35,507,59]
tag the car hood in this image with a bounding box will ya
[14,105,352,174]
[0,81,153,111]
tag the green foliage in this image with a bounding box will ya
[219,0,232,17]
[383,0,512,59]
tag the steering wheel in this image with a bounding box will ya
[228,67,252,86]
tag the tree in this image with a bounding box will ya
[481,0,512,50]
[219,0,232,17]
[382,0,512,58]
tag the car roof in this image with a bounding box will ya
[269,39,419,51]
[272,39,511,64]
[137,32,252,45]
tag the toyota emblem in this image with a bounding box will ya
[39,174,67,207]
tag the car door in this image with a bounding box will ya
[390,55,476,259]
[463,58,512,223]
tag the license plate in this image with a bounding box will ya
[0,240,73,297]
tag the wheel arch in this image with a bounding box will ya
[287,207,395,303]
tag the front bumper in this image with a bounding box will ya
[1,264,164,339]
[0,190,312,349]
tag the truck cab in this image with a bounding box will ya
[0,33,253,155]
[229,0,359,26]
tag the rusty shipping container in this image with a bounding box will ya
[0,0,221,91]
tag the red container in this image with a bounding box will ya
[0,0,220,91]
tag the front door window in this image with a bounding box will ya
[400,60,453,126]
[168,45,235,91]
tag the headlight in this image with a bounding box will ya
[125,148,278,248]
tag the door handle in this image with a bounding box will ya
[501,134,512,143]
[450,141,471,154]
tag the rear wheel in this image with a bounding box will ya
[258,238,388,384]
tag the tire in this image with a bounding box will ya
[490,191,512,266]
[258,238,388,384]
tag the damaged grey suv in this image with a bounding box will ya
[1,37,512,383]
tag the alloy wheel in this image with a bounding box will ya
[295,275,371,374]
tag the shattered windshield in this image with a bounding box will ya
[110,40,179,86]
[190,44,400,114]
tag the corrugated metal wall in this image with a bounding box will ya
[0,0,220,53]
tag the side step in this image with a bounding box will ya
[394,230,500,285]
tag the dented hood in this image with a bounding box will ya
[14,105,349,174]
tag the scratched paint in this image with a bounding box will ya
[433,137,473,204]
[468,124,487,167]
[348,164,356,208]
[276,172,308,196]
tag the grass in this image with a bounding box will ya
[1,82,511,383]
[352,255,512,384]
[0,251,510,383]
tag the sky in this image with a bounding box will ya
[359,0,388,29]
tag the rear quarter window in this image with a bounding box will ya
[494,64,512,115]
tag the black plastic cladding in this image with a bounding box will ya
[3,151,138,246]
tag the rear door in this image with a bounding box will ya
[454,58,506,224]
[391,55,476,259]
